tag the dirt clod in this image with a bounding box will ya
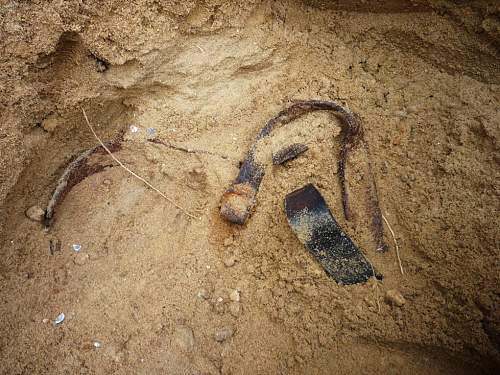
[41,114,62,133]
[385,289,406,307]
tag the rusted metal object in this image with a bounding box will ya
[272,143,308,165]
[285,184,381,284]
[219,99,386,252]
[219,182,257,225]
[44,132,124,228]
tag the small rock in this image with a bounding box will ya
[385,289,406,307]
[42,318,49,324]
[173,325,195,352]
[93,340,102,349]
[214,326,234,342]
[72,244,82,252]
[102,179,112,186]
[25,205,45,222]
[73,253,89,266]
[229,290,240,302]
[223,256,236,268]
[228,302,241,317]
[197,288,209,300]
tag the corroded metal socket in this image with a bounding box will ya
[220,183,257,224]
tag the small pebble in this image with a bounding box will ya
[385,289,406,307]
[72,244,82,252]
[93,340,102,349]
[229,290,240,302]
[42,318,49,324]
[25,205,45,222]
[228,302,241,317]
[130,125,139,133]
[103,179,112,186]
[214,326,234,342]
[173,325,195,352]
[223,256,236,268]
[73,253,89,266]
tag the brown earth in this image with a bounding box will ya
[0,1,499,374]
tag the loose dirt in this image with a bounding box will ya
[0,1,499,374]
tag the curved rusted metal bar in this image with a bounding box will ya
[219,99,387,252]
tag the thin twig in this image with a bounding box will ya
[81,108,198,220]
[382,214,404,275]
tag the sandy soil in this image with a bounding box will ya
[0,1,499,374]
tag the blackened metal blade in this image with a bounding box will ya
[285,184,381,285]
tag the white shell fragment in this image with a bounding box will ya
[130,125,139,133]
[93,341,102,348]
[72,244,82,252]
[53,313,65,325]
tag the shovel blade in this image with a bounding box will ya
[285,184,380,285]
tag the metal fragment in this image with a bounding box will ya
[285,184,381,285]
[44,130,124,228]
[272,143,309,165]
